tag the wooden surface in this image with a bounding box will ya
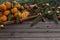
[0,21,60,40]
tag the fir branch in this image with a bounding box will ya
[31,13,45,26]
[31,15,41,26]
[34,7,42,13]
[31,8,49,26]
[52,11,58,24]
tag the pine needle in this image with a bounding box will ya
[52,11,58,24]
[31,14,44,26]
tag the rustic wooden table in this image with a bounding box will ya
[0,21,60,40]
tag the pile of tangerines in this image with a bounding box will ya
[0,1,30,22]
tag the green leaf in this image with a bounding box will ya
[15,15,20,24]
[8,13,12,21]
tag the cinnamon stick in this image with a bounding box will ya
[23,14,39,21]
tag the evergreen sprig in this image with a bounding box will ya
[52,11,58,24]
[31,14,41,26]
[31,13,45,26]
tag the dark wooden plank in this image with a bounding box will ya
[1,29,60,33]
[0,33,60,38]
[0,38,48,40]
[1,38,60,40]
[9,38,60,40]
[4,21,60,29]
